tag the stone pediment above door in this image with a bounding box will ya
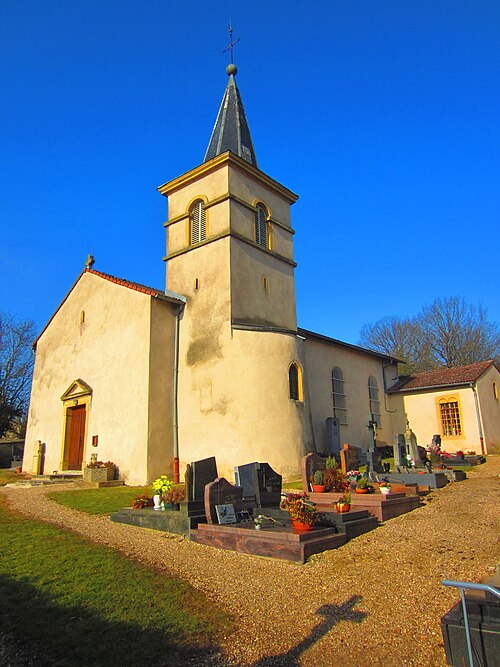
[60,379,93,402]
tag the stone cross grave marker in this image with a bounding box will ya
[204,477,244,524]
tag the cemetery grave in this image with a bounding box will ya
[111,437,471,563]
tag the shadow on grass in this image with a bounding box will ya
[0,574,222,667]
[249,596,367,666]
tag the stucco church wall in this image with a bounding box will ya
[476,366,500,453]
[228,166,293,229]
[24,274,156,483]
[147,299,178,480]
[303,337,404,452]
[176,327,312,481]
[402,388,481,453]
[230,239,297,329]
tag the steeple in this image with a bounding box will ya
[204,63,258,167]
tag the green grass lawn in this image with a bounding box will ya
[48,485,153,514]
[0,494,229,665]
[0,469,30,486]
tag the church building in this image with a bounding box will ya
[23,63,408,484]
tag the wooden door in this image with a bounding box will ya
[67,404,86,469]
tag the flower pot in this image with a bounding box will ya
[380,487,391,495]
[355,488,369,494]
[83,467,114,483]
[335,503,350,513]
[153,494,162,510]
[311,484,326,493]
[291,519,313,531]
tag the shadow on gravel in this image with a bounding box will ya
[0,575,221,667]
[248,596,367,667]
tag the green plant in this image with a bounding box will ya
[86,459,115,470]
[132,494,152,509]
[151,474,175,496]
[324,465,346,492]
[312,470,324,485]
[338,490,351,505]
[356,475,368,489]
[325,456,337,469]
[280,493,319,526]
[162,484,186,505]
[430,449,442,465]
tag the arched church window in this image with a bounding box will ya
[289,362,303,402]
[255,204,268,248]
[190,200,206,245]
[332,367,347,425]
[368,375,381,427]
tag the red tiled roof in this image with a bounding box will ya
[33,268,185,349]
[391,360,496,392]
[85,269,165,298]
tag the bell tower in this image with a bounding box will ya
[158,63,299,333]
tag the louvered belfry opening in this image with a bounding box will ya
[255,204,267,248]
[190,200,206,245]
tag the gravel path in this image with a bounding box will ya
[3,457,500,666]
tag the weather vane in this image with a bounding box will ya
[223,22,240,65]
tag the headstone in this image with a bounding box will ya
[432,434,441,448]
[189,456,218,502]
[234,462,259,504]
[302,452,326,491]
[393,434,406,468]
[326,417,341,459]
[405,427,423,466]
[256,462,282,507]
[204,477,244,524]
[234,461,281,507]
[339,444,361,476]
[366,445,384,474]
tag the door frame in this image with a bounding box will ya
[60,379,92,471]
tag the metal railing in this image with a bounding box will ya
[442,579,500,667]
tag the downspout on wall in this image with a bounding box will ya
[173,302,185,482]
[471,382,486,456]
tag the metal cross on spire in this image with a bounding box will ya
[223,23,240,64]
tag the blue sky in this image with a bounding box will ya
[1,1,499,345]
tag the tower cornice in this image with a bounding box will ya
[157,151,298,204]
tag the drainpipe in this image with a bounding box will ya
[173,303,185,482]
[470,382,485,456]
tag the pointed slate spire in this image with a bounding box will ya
[204,64,258,167]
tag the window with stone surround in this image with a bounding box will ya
[439,398,462,437]
[289,362,303,402]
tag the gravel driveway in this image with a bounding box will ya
[3,457,500,666]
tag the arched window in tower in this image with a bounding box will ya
[255,204,268,248]
[368,375,381,427]
[332,367,347,425]
[190,200,206,245]
[289,362,303,402]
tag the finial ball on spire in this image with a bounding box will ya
[226,63,238,76]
